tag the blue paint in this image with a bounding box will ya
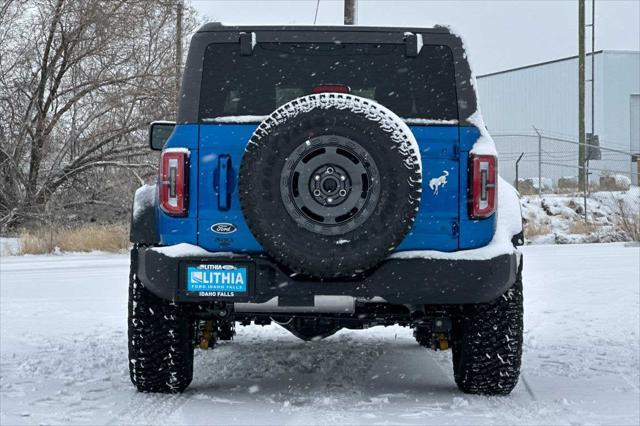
[157,123,496,253]
[396,126,459,251]
[217,155,231,211]
[197,125,262,252]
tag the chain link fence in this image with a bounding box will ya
[492,129,638,196]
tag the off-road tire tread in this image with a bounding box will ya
[451,269,524,396]
[128,246,194,393]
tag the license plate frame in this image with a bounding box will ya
[179,260,254,302]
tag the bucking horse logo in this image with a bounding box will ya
[429,170,449,195]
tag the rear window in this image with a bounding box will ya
[199,42,458,121]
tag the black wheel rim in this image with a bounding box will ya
[280,135,380,235]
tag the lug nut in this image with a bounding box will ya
[340,175,346,181]
[326,167,334,174]
[313,189,321,196]
[314,175,320,181]
[339,189,347,196]
[327,197,333,203]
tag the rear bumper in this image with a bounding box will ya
[135,245,520,306]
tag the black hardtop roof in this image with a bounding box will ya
[178,22,477,124]
[197,22,453,35]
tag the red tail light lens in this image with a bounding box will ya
[470,155,497,218]
[312,84,351,94]
[159,149,188,216]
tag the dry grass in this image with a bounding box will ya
[568,219,599,235]
[524,220,551,238]
[615,213,640,242]
[516,181,537,196]
[606,195,640,242]
[19,224,129,254]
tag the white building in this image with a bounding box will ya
[476,50,640,186]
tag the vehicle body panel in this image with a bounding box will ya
[157,123,495,252]
[154,24,496,255]
[194,124,465,253]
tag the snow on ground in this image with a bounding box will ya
[521,187,639,244]
[0,237,20,256]
[1,244,639,425]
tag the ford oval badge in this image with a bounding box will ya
[211,223,237,234]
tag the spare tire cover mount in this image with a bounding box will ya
[280,135,380,236]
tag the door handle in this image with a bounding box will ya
[217,155,231,211]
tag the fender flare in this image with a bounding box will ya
[129,184,160,245]
[498,176,525,247]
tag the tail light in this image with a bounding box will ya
[312,84,351,94]
[159,148,189,216]
[470,154,497,218]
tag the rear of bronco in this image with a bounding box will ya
[129,24,525,395]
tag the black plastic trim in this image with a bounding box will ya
[129,189,160,245]
[136,247,519,305]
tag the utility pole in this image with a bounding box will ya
[344,0,357,25]
[578,0,586,194]
[586,0,595,219]
[175,0,183,107]
[590,0,595,152]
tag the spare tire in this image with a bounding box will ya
[239,93,421,278]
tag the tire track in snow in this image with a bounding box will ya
[105,393,193,425]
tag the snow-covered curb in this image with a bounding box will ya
[390,176,522,260]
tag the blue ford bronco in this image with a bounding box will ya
[129,24,525,395]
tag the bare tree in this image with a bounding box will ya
[0,0,198,230]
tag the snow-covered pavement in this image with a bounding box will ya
[1,243,638,425]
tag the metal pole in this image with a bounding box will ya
[175,0,183,108]
[533,126,542,196]
[578,0,586,198]
[515,152,525,192]
[344,0,357,25]
[586,0,595,219]
[590,0,595,151]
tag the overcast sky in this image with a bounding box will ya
[192,0,640,75]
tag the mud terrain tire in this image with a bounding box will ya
[128,247,195,393]
[239,94,422,278]
[451,269,524,395]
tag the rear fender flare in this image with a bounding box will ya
[130,184,160,245]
